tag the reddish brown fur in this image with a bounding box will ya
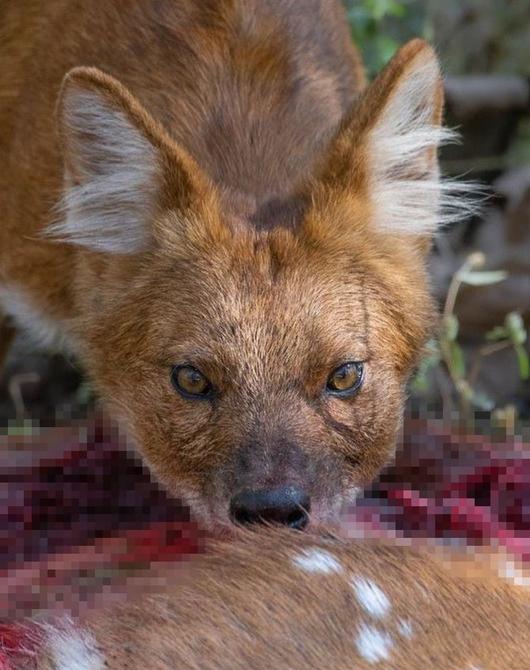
[1,1,438,526]
[31,529,530,669]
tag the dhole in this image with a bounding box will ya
[0,1,464,529]
[28,528,530,669]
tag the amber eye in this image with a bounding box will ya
[326,362,364,396]
[171,365,212,399]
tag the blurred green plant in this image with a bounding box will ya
[412,252,528,422]
[485,312,529,381]
[345,0,405,76]
[346,0,404,75]
[343,0,429,77]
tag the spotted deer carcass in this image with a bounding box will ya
[25,527,530,670]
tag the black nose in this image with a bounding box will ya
[230,485,310,530]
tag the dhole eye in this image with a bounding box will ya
[171,365,212,399]
[326,362,364,397]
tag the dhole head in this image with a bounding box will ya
[50,40,461,530]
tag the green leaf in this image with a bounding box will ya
[441,314,459,342]
[410,373,429,393]
[388,3,406,18]
[485,326,508,341]
[373,34,399,66]
[515,344,530,380]
[449,341,466,379]
[411,346,441,393]
[411,338,441,393]
[366,0,405,19]
[457,270,508,286]
[505,311,527,346]
[365,0,391,20]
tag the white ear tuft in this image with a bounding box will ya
[368,51,478,235]
[49,81,159,254]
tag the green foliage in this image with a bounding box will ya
[486,312,529,380]
[343,0,429,77]
[412,339,441,393]
[344,0,529,80]
[412,253,528,421]
[345,0,403,75]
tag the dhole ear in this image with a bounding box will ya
[51,67,208,254]
[322,39,460,237]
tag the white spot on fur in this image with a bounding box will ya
[352,576,391,619]
[48,624,105,670]
[0,285,65,350]
[292,548,342,574]
[369,57,480,235]
[355,622,393,663]
[397,619,414,639]
[498,558,530,588]
[48,87,158,254]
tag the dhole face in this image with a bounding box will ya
[0,0,465,530]
[74,199,432,528]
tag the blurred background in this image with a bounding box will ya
[1,0,529,439]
